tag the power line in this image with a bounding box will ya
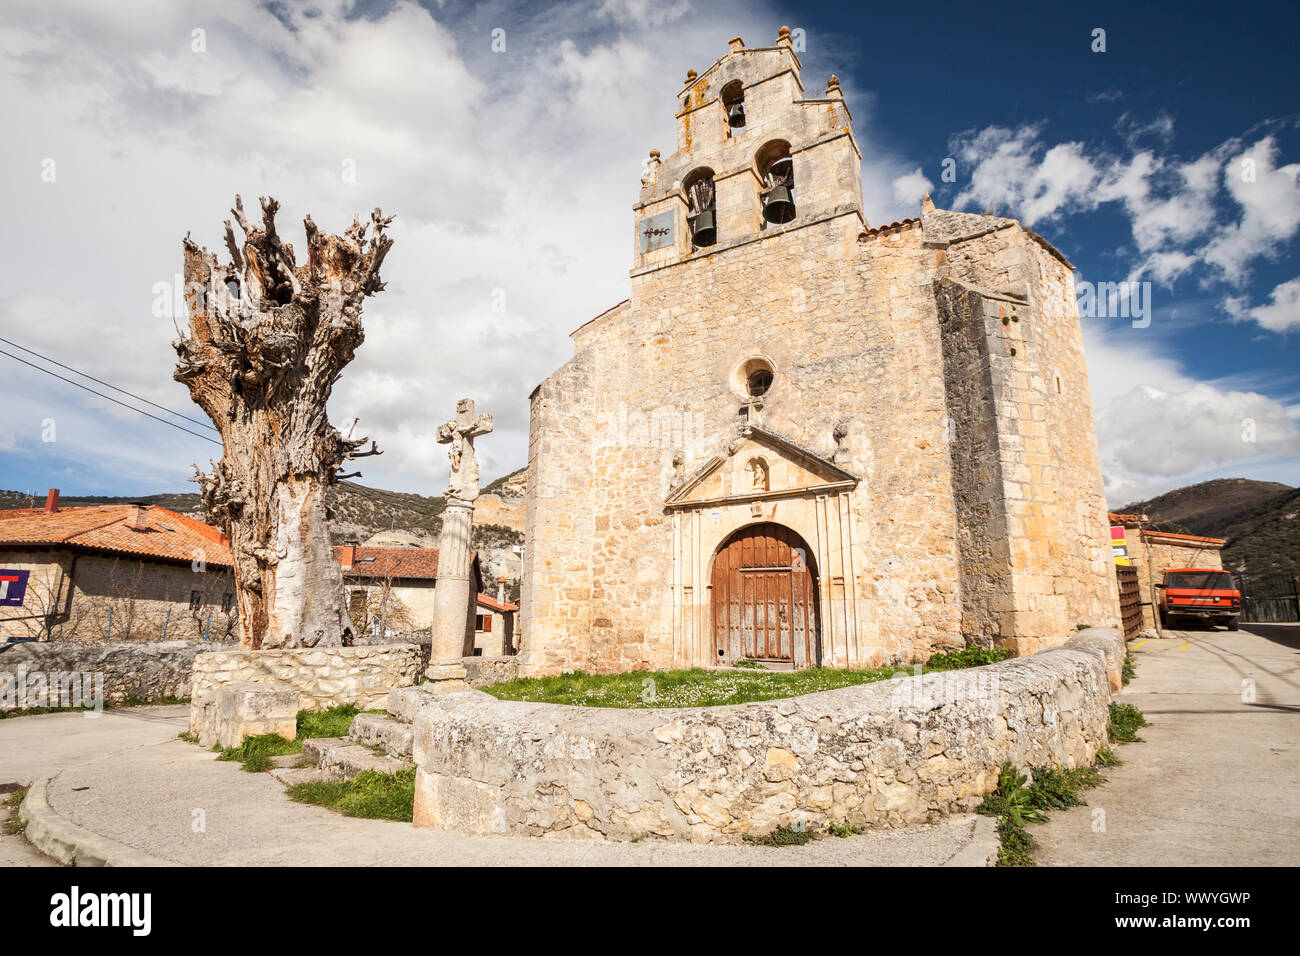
[0,335,218,432]
[0,347,222,446]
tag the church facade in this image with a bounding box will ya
[519,30,1119,675]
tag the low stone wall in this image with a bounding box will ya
[463,655,519,688]
[189,643,425,735]
[411,628,1126,843]
[0,640,231,711]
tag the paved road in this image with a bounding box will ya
[0,705,190,867]
[1033,624,1300,866]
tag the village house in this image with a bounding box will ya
[519,31,1121,676]
[0,490,238,643]
[1109,512,1227,630]
[474,580,519,656]
[336,542,486,648]
[1,490,500,650]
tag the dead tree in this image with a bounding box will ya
[173,196,393,649]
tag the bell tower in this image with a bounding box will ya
[632,28,865,273]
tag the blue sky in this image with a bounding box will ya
[1,0,1297,506]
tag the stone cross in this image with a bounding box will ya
[437,398,494,502]
[427,397,493,691]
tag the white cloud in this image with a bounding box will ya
[948,125,1300,296]
[1202,137,1300,284]
[4,0,848,494]
[1084,324,1300,503]
[890,167,933,206]
[1241,277,1300,332]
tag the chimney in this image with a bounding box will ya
[44,488,59,513]
[127,504,148,531]
[340,543,357,570]
[496,575,507,604]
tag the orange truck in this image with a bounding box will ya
[1156,569,1241,630]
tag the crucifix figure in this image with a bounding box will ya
[437,398,494,502]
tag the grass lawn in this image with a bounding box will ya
[285,767,416,822]
[483,646,1010,709]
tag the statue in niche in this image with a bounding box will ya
[747,457,770,492]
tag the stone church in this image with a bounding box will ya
[519,30,1119,675]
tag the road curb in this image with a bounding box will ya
[942,814,999,867]
[18,775,176,867]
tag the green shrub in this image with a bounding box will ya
[996,818,1035,867]
[977,762,1047,827]
[1108,703,1148,743]
[1095,748,1121,767]
[743,824,814,847]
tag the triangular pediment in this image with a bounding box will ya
[666,426,857,509]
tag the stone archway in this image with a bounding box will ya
[711,522,820,667]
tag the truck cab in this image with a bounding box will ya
[1156,569,1241,630]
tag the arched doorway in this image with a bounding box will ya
[711,523,819,667]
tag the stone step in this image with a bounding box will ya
[300,737,349,764]
[312,742,410,780]
[270,767,339,786]
[348,713,414,760]
[386,686,433,724]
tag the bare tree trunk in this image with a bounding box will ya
[173,196,393,649]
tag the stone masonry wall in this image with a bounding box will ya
[188,643,425,734]
[413,628,1125,843]
[0,640,230,710]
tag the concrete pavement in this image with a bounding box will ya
[1,704,995,866]
[0,704,190,867]
[1032,624,1300,866]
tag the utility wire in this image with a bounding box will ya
[0,347,222,446]
[0,334,218,432]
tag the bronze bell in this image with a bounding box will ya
[763,185,795,224]
[727,103,746,127]
[691,210,717,247]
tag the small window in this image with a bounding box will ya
[189,591,202,611]
[734,356,776,400]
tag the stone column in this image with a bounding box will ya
[425,398,493,692]
[427,497,474,690]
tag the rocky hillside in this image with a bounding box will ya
[1120,478,1299,582]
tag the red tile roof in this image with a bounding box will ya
[0,504,233,566]
[336,545,440,579]
[477,592,518,613]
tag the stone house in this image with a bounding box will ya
[336,543,485,650]
[0,491,238,643]
[520,31,1120,675]
[473,584,519,656]
[1109,512,1226,630]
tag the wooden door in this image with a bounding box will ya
[711,523,817,666]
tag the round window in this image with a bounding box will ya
[733,356,776,400]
